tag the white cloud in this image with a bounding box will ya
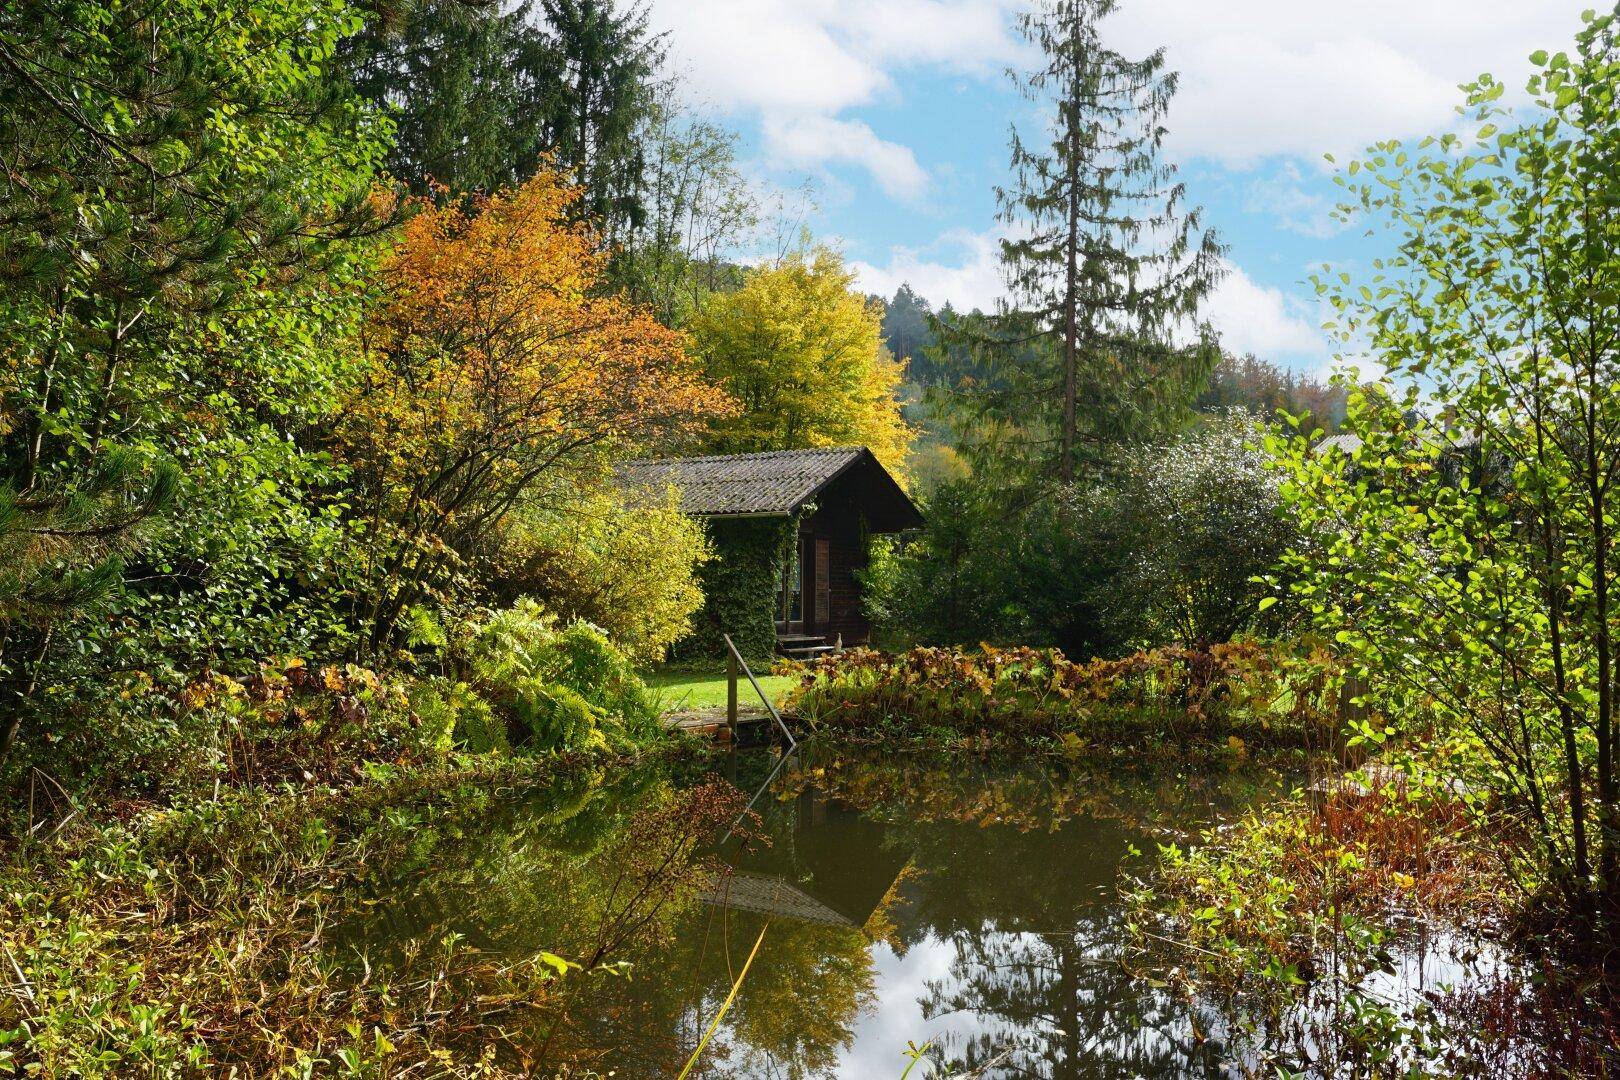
[763,115,930,201]
[1203,262,1326,360]
[839,0,1023,72]
[651,0,888,116]
[1243,162,1344,239]
[651,0,1592,193]
[1101,0,1590,166]
[648,0,1024,200]
[849,228,1007,313]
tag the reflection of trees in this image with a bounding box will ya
[335,763,696,962]
[680,910,878,1079]
[776,750,1283,1079]
[326,748,1285,1077]
[909,807,1231,1078]
[527,886,883,1079]
[326,764,744,1072]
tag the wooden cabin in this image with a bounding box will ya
[618,447,923,658]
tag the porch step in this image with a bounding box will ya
[776,632,840,662]
[782,644,838,661]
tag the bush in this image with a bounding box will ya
[862,413,1295,655]
[408,678,507,755]
[491,480,711,665]
[457,599,663,753]
[1109,410,1297,646]
[507,680,605,751]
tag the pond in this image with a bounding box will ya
[331,747,1313,1077]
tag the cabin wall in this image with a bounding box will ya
[801,499,872,644]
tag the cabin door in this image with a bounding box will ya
[813,538,831,631]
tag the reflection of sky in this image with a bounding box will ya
[834,925,1089,1079]
[837,934,979,1080]
[711,916,1510,1079]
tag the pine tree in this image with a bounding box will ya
[343,0,664,242]
[540,0,666,244]
[343,0,561,195]
[996,0,1224,482]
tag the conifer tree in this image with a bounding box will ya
[344,0,560,195]
[541,0,666,244]
[996,0,1224,482]
[345,0,664,237]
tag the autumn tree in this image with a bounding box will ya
[689,249,914,479]
[1196,352,1347,432]
[338,170,730,654]
[994,0,1223,481]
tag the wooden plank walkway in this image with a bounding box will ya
[661,704,784,739]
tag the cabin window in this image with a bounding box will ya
[777,538,803,628]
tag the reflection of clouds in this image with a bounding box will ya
[837,934,991,1079]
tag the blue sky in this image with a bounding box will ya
[647,0,1592,377]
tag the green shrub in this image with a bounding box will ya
[408,678,507,755]
[508,680,606,752]
[458,599,663,753]
[536,622,660,738]
[862,415,1296,655]
[490,480,712,665]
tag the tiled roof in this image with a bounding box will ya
[1314,432,1363,455]
[617,447,867,517]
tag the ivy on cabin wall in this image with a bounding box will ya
[674,517,795,665]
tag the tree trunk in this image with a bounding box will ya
[1060,77,1081,484]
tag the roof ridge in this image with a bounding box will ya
[620,446,865,468]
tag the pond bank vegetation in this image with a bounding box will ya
[2,753,750,1077]
[1133,763,1620,1075]
[787,640,1343,756]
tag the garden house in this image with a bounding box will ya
[618,447,923,661]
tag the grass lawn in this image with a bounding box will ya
[643,668,796,712]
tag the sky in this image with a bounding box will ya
[643,0,1595,378]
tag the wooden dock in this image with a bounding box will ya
[661,704,786,741]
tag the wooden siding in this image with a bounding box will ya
[800,490,874,644]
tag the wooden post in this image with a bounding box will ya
[727,645,739,740]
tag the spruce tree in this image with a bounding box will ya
[541,0,665,244]
[343,0,561,195]
[344,0,664,242]
[996,0,1224,482]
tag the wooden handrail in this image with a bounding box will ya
[722,633,796,748]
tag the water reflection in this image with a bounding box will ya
[331,749,1291,1077]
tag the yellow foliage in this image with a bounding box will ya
[689,248,914,481]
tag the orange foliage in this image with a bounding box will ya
[338,171,731,648]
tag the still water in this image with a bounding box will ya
[334,748,1297,1077]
